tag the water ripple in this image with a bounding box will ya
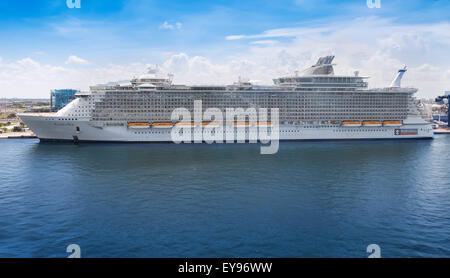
[0,138,449,257]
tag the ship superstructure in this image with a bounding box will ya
[19,56,433,142]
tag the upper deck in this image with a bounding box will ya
[84,56,414,95]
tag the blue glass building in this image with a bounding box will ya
[50,89,79,112]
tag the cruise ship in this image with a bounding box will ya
[19,56,434,143]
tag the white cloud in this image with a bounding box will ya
[0,57,148,98]
[250,40,279,45]
[65,55,91,65]
[17,57,40,68]
[159,21,182,30]
[226,26,328,40]
[225,35,245,40]
[0,57,71,95]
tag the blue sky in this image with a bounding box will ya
[0,0,449,97]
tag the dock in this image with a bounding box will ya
[434,128,450,134]
[0,131,37,139]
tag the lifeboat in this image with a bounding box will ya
[341,121,362,127]
[331,121,338,125]
[152,122,173,128]
[383,120,402,127]
[201,122,220,127]
[255,121,273,127]
[233,122,251,127]
[175,122,195,127]
[128,122,150,129]
[363,121,382,127]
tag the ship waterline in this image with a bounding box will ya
[18,56,434,142]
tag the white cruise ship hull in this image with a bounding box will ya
[19,115,434,143]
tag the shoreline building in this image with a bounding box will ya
[50,89,79,112]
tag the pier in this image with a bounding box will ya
[434,128,450,134]
[0,131,37,139]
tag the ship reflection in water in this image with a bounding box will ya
[0,137,449,257]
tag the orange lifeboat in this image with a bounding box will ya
[363,121,382,127]
[128,122,150,129]
[341,121,361,127]
[383,121,402,127]
[175,122,195,127]
[201,122,220,126]
[232,122,250,127]
[255,121,273,127]
[152,122,173,128]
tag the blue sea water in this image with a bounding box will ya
[0,137,449,258]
